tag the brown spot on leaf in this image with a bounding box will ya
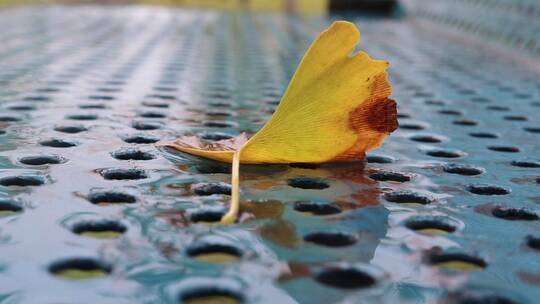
[349,73,396,134]
[333,73,397,161]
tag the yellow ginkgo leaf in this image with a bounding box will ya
[162,21,397,224]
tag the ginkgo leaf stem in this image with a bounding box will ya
[220,148,242,224]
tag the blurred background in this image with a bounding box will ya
[0,0,399,14]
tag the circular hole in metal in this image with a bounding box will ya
[469,132,498,138]
[294,201,341,215]
[49,258,112,280]
[203,121,236,128]
[514,93,531,99]
[366,154,395,164]
[409,134,443,143]
[488,146,520,153]
[190,210,225,223]
[453,119,478,126]
[425,100,445,106]
[492,206,539,221]
[438,109,462,116]
[486,105,510,111]
[72,221,127,238]
[399,123,426,130]
[405,218,456,235]
[526,236,540,250]
[142,101,170,108]
[524,127,540,133]
[131,121,163,131]
[19,154,64,166]
[397,113,411,119]
[139,111,167,118]
[0,115,21,122]
[511,160,540,168]
[88,190,136,205]
[206,111,232,117]
[428,253,487,271]
[193,183,231,196]
[0,174,45,186]
[467,184,510,195]
[100,168,147,180]
[88,95,114,100]
[154,86,177,92]
[66,114,98,121]
[54,125,87,134]
[414,91,434,98]
[315,267,376,289]
[207,92,230,99]
[304,232,357,247]
[385,191,433,205]
[36,88,60,93]
[39,138,79,148]
[23,96,50,102]
[0,198,23,216]
[78,103,106,109]
[122,134,160,144]
[7,104,35,111]
[504,115,528,121]
[369,171,410,182]
[426,149,465,158]
[180,287,243,304]
[209,101,233,108]
[187,244,243,263]
[146,94,176,100]
[287,177,329,190]
[111,148,154,161]
[471,97,491,103]
[97,87,120,93]
[443,163,484,176]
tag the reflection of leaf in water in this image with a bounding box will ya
[241,200,284,220]
[278,261,313,282]
[259,219,300,248]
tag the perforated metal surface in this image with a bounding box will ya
[0,5,539,304]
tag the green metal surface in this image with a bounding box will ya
[0,4,539,304]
